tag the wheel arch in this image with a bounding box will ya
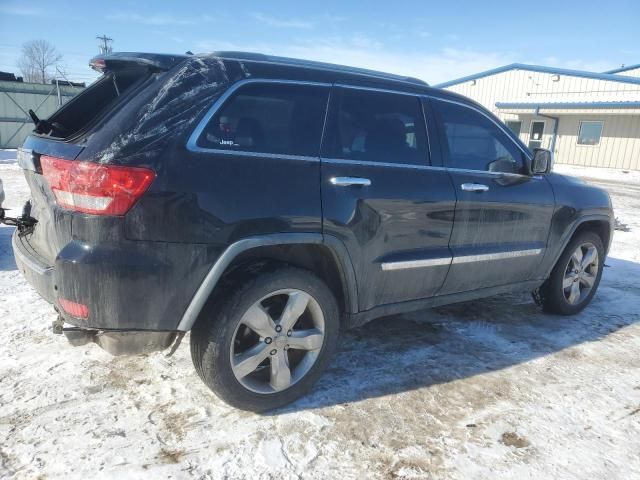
[544,214,613,278]
[176,233,358,331]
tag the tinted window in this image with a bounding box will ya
[325,88,428,165]
[434,100,526,173]
[197,83,329,157]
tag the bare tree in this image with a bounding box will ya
[17,40,63,84]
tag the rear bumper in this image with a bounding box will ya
[12,229,220,330]
[13,231,56,303]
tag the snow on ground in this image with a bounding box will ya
[1,151,639,479]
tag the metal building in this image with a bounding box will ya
[0,80,84,148]
[435,63,640,170]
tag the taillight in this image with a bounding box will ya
[40,156,155,215]
[59,298,89,320]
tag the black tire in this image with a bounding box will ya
[540,231,604,315]
[190,266,340,412]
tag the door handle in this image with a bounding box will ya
[330,177,372,187]
[460,183,489,192]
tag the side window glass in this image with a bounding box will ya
[326,88,428,165]
[197,83,329,157]
[434,99,526,173]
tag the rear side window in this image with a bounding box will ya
[433,99,527,174]
[197,83,329,157]
[324,88,428,165]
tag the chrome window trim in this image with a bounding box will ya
[322,157,443,171]
[380,248,543,271]
[321,158,539,180]
[428,95,534,163]
[186,78,331,155]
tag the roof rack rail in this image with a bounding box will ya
[209,51,429,87]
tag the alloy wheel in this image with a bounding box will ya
[563,242,599,305]
[229,289,325,394]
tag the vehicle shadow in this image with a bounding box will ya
[274,256,640,413]
[0,226,16,271]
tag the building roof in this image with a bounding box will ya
[603,64,640,74]
[433,63,640,88]
[496,101,640,110]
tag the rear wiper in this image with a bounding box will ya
[28,109,69,137]
[28,109,53,134]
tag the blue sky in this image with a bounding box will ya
[0,0,638,84]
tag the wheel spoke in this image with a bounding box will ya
[581,246,598,270]
[270,351,291,390]
[563,274,575,289]
[580,272,596,288]
[571,247,583,268]
[241,304,275,338]
[568,281,581,304]
[287,329,324,351]
[278,291,310,331]
[232,343,270,378]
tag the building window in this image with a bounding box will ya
[577,121,603,146]
[528,121,545,150]
[505,120,522,136]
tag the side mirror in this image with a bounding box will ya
[531,148,552,174]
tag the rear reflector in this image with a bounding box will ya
[59,298,89,320]
[40,156,155,215]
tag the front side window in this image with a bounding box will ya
[325,88,428,165]
[434,99,526,174]
[577,121,603,146]
[197,83,329,157]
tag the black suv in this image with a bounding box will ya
[9,52,614,411]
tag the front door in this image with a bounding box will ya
[430,97,555,294]
[320,86,457,311]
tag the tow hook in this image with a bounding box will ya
[0,201,38,235]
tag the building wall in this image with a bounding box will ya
[0,81,84,148]
[513,114,640,170]
[442,68,640,170]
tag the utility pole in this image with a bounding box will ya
[96,34,113,55]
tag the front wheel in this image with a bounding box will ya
[540,231,605,315]
[190,266,339,412]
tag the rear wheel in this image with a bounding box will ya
[540,231,604,315]
[190,266,339,412]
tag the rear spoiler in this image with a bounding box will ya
[89,52,189,73]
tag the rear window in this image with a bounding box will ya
[42,68,149,140]
[196,83,329,157]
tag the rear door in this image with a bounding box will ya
[320,86,456,311]
[430,97,555,294]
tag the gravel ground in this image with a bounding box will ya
[1,154,639,479]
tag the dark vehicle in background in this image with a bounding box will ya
[9,52,614,411]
